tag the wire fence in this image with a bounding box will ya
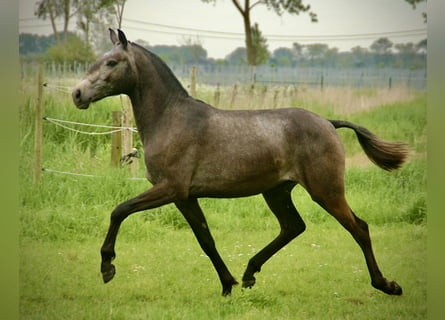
[31,58,426,182]
[43,116,137,135]
[21,61,427,90]
[37,81,141,181]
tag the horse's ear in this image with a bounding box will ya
[117,29,128,50]
[109,28,118,45]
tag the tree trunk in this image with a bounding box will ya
[243,9,255,65]
[232,0,256,66]
[47,0,61,46]
[115,1,126,29]
[62,0,70,43]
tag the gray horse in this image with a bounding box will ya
[72,29,406,296]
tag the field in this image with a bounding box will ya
[19,75,426,319]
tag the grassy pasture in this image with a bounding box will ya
[19,78,426,319]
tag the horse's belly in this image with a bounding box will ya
[189,157,290,198]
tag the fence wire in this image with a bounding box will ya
[40,82,141,179]
[42,83,73,94]
[43,116,138,135]
[42,168,146,181]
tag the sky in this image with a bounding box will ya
[19,0,427,59]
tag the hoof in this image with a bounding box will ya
[387,281,403,295]
[373,279,403,295]
[222,287,232,296]
[242,278,256,289]
[102,264,116,283]
[221,278,239,296]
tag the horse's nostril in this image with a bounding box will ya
[75,89,81,99]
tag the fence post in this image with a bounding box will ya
[214,83,221,108]
[388,76,392,90]
[273,88,279,109]
[34,64,44,184]
[190,66,197,97]
[248,84,255,109]
[320,75,324,91]
[111,111,122,167]
[121,96,138,177]
[260,86,268,109]
[229,84,238,109]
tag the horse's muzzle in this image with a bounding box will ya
[72,88,90,109]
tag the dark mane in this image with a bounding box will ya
[131,42,189,97]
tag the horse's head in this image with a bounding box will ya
[72,29,138,109]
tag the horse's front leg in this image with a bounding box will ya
[101,182,177,283]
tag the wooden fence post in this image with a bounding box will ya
[248,84,255,109]
[190,66,197,97]
[214,83,221,108]
[121,96,138,176]
[34,65,43,184]
[229,84,238,109]
[111,111,122,167]
[260,86,268,109]
[273,88,279,109]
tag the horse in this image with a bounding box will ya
[72,29,406,297]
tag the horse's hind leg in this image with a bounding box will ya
[311,188,402,295]
[242,182,306,289]
[175,199,238,296]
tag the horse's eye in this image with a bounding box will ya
[106,60,118,67]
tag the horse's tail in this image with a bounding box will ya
[329,120,408,171]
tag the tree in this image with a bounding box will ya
[370,38,393,67]
[350,46,369,67]
[226,47,248,65]
[180,36,208,63]
[305,43,328,66]
[271,47,295,66]
[202,0,317,66]
[250,23,270,65]
[324,47,339,68]
[370,37,393,54]
[97,0,128,28]
[45,32,96,63]
[416,38,427,54]
[394,42,415,68]
[75,1,123,43]
[292,42,305,64]
[404,0,427,22]
[35,0,67,45]
[19,33,57,57]
[35,0,126,47]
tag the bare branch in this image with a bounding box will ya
[231,0,245,15]
[249,0,263,10]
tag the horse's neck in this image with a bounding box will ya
[128,49,189,139]
[128,84,184,141]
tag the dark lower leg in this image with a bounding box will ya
[351,215,402,295]
[100,223,120,283]
[100,204,128,283]
[323,200,402,295]
[242,229,302,288]
[243,183,305,288]
[100,183,177,283]
[175,199,237,296]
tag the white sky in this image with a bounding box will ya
[19,0,427,59]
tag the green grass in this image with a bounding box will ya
[20,223,426,320]
[19,80,426,319]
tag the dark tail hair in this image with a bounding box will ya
[329,120,408,171]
